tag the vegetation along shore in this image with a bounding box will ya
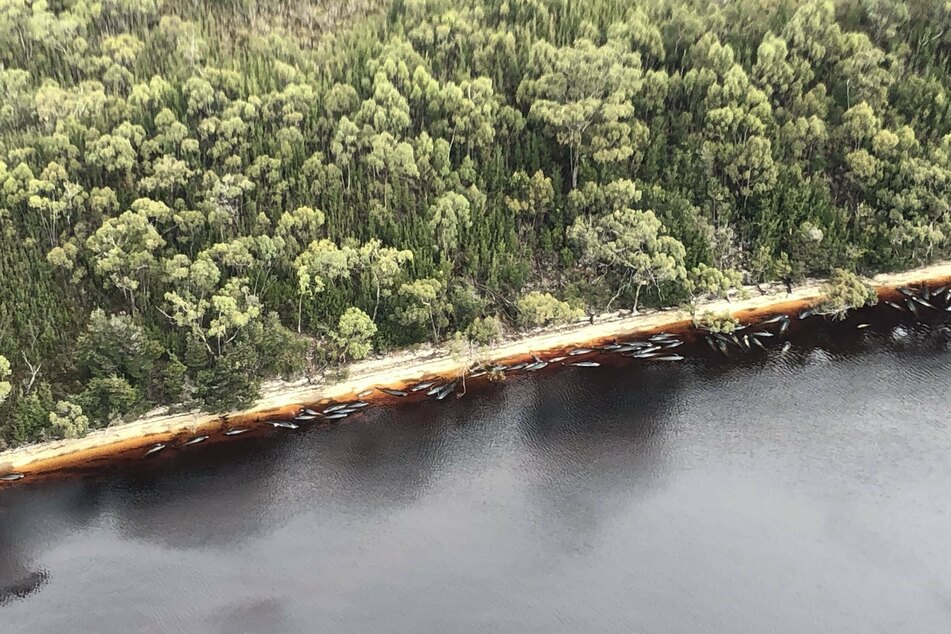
[2,1,951,464]
[2,261,950,483]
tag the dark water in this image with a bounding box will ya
[2,321,951,633]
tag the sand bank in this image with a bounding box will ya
[3,261,950,482]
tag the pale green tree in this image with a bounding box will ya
[466,315,503,345]
[46,241,79,273]
[332,307,378,361]
[325,83,360,119]
[294,239,358,332]
[817,269,878,319]
[358,239,414,321]
[77,309,164,382]
[162,277,262,355]
[429,192,472,257]
[355,72,412,136]
[140,155,193,196]
[0,354,11,405]
[86,210,166,312]
[331,116,361,191]
[516,292,584,328]
[183,76,216,116]
[505,169,554,234]
[693,310,739,334]
[364,131,419,209]
[27,161,85,246]
[690,263,743,299]
[87,133,137,176]
[438,77,499,156]
[276,206,326,256]
[519,38,644,188]
[395,278,451,343]
[569,208,687,313]
[49,400,90,439]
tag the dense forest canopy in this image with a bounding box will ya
[1,0,949,447]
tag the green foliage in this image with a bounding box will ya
[691,264,743,298]
[429,192,473,258]
[85,210,166,312]
[79,376,141,428]
[191,343,261,412]
[396,278,451,343]
[569,203,688,312]
[5,383,55,446]
[78,310,163,383]
[817,269,879,320]
[358,239,413,320]
[693,311,740,334]
[0,354,10,405]
[466,316,503,346]
[49,401,90,440]
[332,307,377,361]
[519,38,645,188]
[516,292,584,328]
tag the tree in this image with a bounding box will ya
[294,239,358,332]
[85,210,166,312]
[28,161,84,246]
[516,292,584,328]
[0,354,11,406]
[364,131,419,209]
[162,277,263,355]
[79,376,140,428]
[77,309,163,383]
[87,133,138,176]
[693,310,739,334]
[331,307,377,361]
[817,269,878,319]
[396,278,451,343]
[691,263,743,299]
[140,155,193,196]
[505,170,554,217]
[429,191,472,258]
[49,400,89,439]
[569,207,687,313]
[505,169,554,236]
[519,38,644,188]
[331,116,361,190]
[276,206,326,256]
[466,315,502,345]
[355,72,412,136]
[358,239,413,321]
[46,241,80,276]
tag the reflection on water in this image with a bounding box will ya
[2,316,951,633]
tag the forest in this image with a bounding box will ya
[1,0,949,447]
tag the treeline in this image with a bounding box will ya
[1,0,949,447]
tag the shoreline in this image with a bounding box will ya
[3,261,951,482]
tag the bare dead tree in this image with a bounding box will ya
[20,351,41,396]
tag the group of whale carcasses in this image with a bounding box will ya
[202,283,950,436]
[1,284,947,482]
[884,284,951,320]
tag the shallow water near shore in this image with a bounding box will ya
[2,313,951,632]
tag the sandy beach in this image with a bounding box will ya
[2,261,950,481]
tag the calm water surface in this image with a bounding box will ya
[2,321,951,633]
